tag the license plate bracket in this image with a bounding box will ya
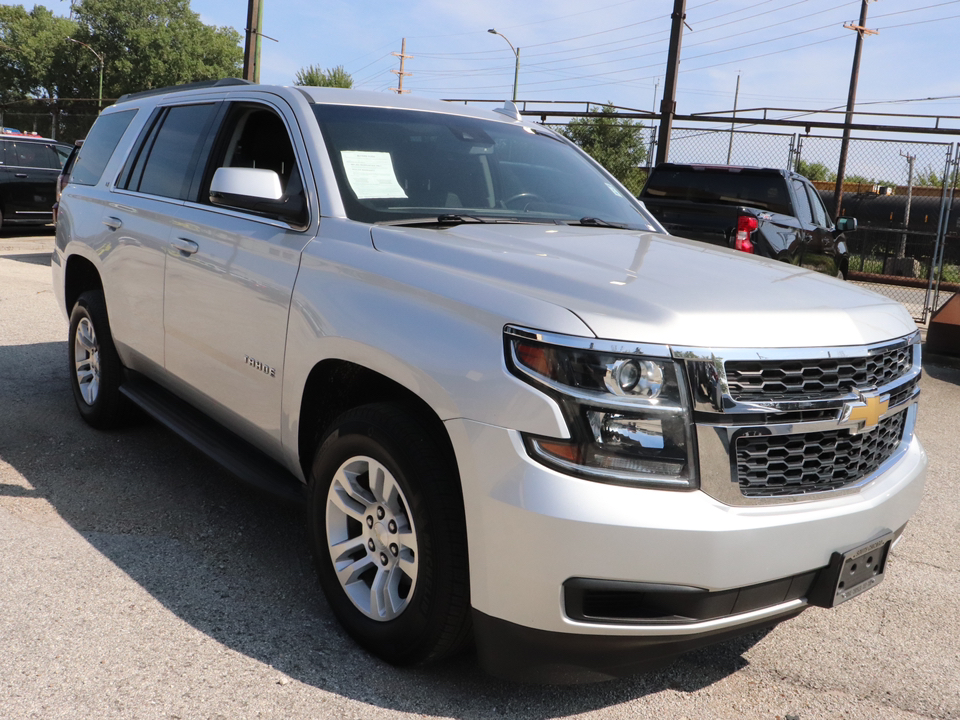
[807,532,893,608]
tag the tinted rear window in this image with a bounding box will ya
[642,168,791,215]
[8,141,63,169]
[71,109,138,186]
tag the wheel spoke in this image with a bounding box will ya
[397,553,417,577]
[329,479,368,523]
[397,526,418,558]
[77,326,96,352]
[329,535,367,564]
[336,554,375,587]
[368,459,389,504]
[338,463,376,505]
[369,566,390,618]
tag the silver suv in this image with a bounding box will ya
[52,80,926,683]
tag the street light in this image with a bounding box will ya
[66,37,104,108]
[487,28,519,102]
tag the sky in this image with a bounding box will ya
[183,0,960,130]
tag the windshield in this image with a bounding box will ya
[312,104,660,230]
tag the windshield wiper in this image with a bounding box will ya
[437,214,489,224]
[571,217,630,229]
[381,214,561,227]
[379,215,490,227]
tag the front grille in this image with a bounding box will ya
[735,411,907,497]
[725,344,912,400]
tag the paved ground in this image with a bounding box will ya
[1,230,958,719]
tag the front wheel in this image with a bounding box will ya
[307,403,471,666]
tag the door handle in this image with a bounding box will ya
[170,237,199,256]
[103,216,122,231]
[15,173,27,178]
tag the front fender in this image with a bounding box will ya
[279,224,592,474]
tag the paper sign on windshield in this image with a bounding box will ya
[341,151,407,199]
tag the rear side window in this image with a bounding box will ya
[124,103,218,200]
[791,178,814,224]
[8,142,62,169]
[71,109,138,186]
[806,185,830,228]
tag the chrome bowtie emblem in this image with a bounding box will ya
[842,390,889,433]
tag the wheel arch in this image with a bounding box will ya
[63,253,103,316]
[297,358,459,485]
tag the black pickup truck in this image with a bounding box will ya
[638,163,856,278]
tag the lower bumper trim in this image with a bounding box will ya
[473,605,804,684]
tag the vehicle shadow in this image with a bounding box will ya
[0,340,764,718]
[0,252,52,266]
[923,361,960,384]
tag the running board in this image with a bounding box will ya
[120,373,305,505]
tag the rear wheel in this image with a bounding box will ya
[307,403,472,665]
[68,290,126,428]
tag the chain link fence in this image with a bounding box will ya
[0,98,105,144]
[536,111,959,323]
[795,134,958,321]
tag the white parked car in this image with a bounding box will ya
[52,80,925,683]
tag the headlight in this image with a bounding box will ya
[506,327,697,489]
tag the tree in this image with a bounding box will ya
[560,104,648,195]
[795,160,836,183]
[294,64,352,88]
[0,5,76,101]
[912,165,960,188]
[70,0,242,98]
[0,0,242,104]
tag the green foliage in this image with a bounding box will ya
[912,165,960,188]
[295,64,352,88]
[559,104,648,195]
[0,0,241,102]
[71,0,242,98]
[0,5,76,101]
[795,160,836,183]
[844,174,895,186]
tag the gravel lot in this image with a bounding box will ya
[1,230,958,719]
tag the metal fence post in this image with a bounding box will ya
[924,145,954,322]
[932,150,959,313]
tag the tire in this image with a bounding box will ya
[67,289,126,429]
[307,403,472,666]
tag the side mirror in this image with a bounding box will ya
[210,167,283,203]
[835,216,857,233]
[209,167,307,228]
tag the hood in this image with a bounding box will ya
[370,223,916,348]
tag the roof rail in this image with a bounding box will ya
[116,78,254,104]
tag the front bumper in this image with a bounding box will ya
[446,418,926,681]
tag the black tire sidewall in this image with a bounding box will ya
[68,290,125,428]
[307,407,467,666]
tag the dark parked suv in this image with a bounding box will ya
[0,135,72,228]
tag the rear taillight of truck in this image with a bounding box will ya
[734,215,757,253]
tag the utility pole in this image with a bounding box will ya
[243,0,264,83]
[655,0,688,166]
[832,0,877,219]
[392,38,413,94]
[898,151,915,260]
[647,79,659,170]
[726,73,740,165]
